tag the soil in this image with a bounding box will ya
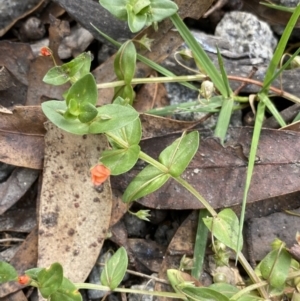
[1,1,300,301]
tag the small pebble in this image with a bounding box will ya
[19,17,45,41]
[215,11,277,62]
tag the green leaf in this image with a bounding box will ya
[107,116,142,147]
[114,41,136,83]
[100,247,128,290]
[37,262,63,298]
[209,283,239,299]
[42,102,139,135]
[122,165,170,202]
[68,98,79,115]
[66,73,97,106]
[43,66,70,85]
[90,23,197,91]
[159,131,199,177]
[25,268,43,281]
[0,261,18,283]
[149,0,178,22]
[50,277,82,301]
[78,102,98,123]
[117,41,136,83]
[100,145,140,175]
[61,52,92,83]
[114,84,135,105]
[42,101,90,135]
[203,209,242,252]
[181,286,230,301]
[132,0,150,14]
[126,4,147,32]
[236,295,263,301]
[43,53,92,86]
[260,248,291,288]
[89,104,139,133]
[99,0,128,20]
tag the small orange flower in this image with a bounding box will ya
[18,275,31,285]
[90,164,110,186]
[40,46,52,56]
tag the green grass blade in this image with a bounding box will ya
[236,99,265,260]
[170,13,228,97]
[191,210,209,280]
[90,23,198,91]
[214,49,234,143]
[260,2,295,13]
[217,48,231,97]
[236,5,300,260]
[263,96,286,127]
[262,5,300,91]
[214,97,234,144]
[263,47,300,89]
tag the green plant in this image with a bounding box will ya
[2,1,300,300]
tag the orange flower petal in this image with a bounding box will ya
[40,46,52,56]
[18,275,31,285]
[90,164,110,185]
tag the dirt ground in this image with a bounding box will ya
[1,1,300,300]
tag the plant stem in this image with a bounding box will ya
[97,74,300,105]
[230,280,268,301]
[238,252,270,300]
[74,283,186,299]
[174,176,217,217]
[96,74,206,89]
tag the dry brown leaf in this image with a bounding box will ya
[134,75,169,112]
[0,41,34,86]
[110,189,128,227]
[0,168,39,215]
[140,113,200,139]
[113,127,300,210]
[0,227,38,298]
[0,0,44,37]
[0,106,46,169]
[0,291,28,301]
[38,122,112,283]
[0,207,36,233]
[26,16,70,105]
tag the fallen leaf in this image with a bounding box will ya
[134,74,169,112]
[243,0,300,27]
[0,227,38,298]
[0,41,34,86]
[0,106,46,169]
[112,127,300,210]
[38,122,112,283]
[140,113,201,139]
[0,207,36,233]
[0,168,39,215]
[0,0,44,37]
[26,16,70,105]
[110,189,128,227]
